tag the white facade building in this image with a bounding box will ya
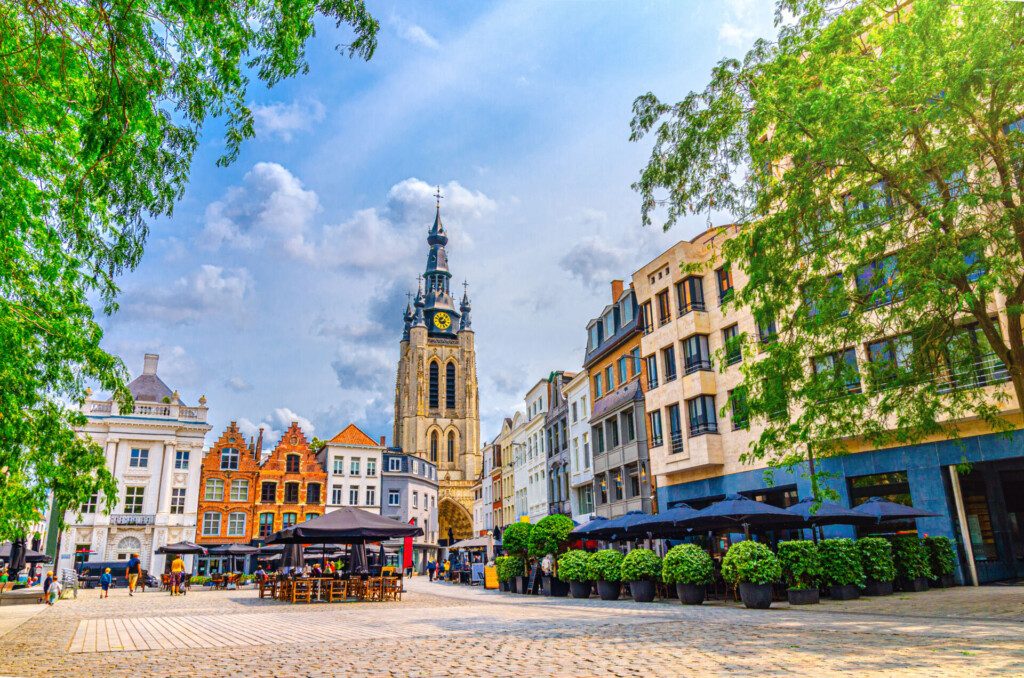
[481,444,494,534]
[564,370,595,523]
[61,354,212,574]
[523,379,550,523]
[316,424,384,515]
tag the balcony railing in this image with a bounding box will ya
[688,421,719,437]
[684,359,713,375]
[111,513,155,526]
[668,430,684,455]
[86,399,207,422]
[678,301,706,316]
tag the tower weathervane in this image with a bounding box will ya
[434,185,443,207]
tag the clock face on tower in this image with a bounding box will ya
[433,312,452,330]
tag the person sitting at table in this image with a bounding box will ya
[255,564,268,584]
[311,563,323,577]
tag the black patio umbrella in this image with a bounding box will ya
[568,516,608,538]
[7,539,26,578]
[0,541,49,565]
[588,511,651,541]
[280,543,305,572]
[155,541,207,555]
[852,497,940,522]
[266,506,423,544]
[378,544,386,572]
[349,543,367,574]
[208,543,259,573]
[788,499,878,526]
[678,494,801,539]
[629,504,700,539]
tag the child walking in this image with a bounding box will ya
[100,568,112,598]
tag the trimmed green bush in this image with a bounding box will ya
[189,575,210,585]
[662,544,715,586]
[495,555,525,582]
[529,514,575,558]
[556,550,591,582]
[721,541,781,586]
[817,538,865,587]
[857,537,896,583]
[892,535,933,581]
[620,548,662,582]
[502,522,533,559]
[923,536,956,577]
[586,549,625,582]
[777,540,821,590]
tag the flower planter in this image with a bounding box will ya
[543,576,570,597]
[569,581,592,599]
[829,584,860,601]
[787,587,819,605]
[862,579,893,596]
[629,580,656,603]
[676,583,705,606]
[500,580,510,593]
[930,574,956,589]
[596,580,620,601]
[738,582,773,609]
[899,577,929,592]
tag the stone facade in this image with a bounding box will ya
[393,203,480,545]
[253,422,326,541]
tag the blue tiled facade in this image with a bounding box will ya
[657,429,1024,583]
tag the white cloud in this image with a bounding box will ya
[117,265,253,324]
[237,406,317,449]
[224,376,253,392]
[202,162,319,255]
[718,0,775,50]
[391,16,439,49]
[271,407,316,439]
[559,236,633,290]
[251,99,326,142]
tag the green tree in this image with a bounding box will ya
[631,0,1024,479]
[0,1,378,540]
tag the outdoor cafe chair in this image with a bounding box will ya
[327,579,347,603]
[291,578,313,604]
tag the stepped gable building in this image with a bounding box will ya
[393,194,481,545]
[196,422,263,548]
[254,422,326,541]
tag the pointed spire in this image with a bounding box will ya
[460,280,472,331]
[402,291,413,341]
[412,276,426,327]
[428,186,448,246]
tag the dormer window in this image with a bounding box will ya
[220,447,239,471]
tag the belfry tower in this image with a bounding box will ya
[393,190,480,544]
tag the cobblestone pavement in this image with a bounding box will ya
[1,578,1022,677]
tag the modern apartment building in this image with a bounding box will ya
[317,424,384,516]
[584,281,653,519]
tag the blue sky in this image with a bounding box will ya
[99,0,776,447]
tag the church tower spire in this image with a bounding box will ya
[419,187,461,336]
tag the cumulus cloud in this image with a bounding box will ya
[559,236,633,290]
[237,406,317,449]
[117,265,253,324]
[390,15,439,49]
[202,162,319,255]
[251,99,326,141]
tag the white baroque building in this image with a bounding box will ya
[60,354,212,574]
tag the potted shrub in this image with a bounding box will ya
[923,536,957,588]
[662,544,714,605]
[892,535,932,592]
[817,538,864,600]
[530,514,575,597]
[620,548,662,603]
[557,549,593,599]
[495,555,524,593]
[777,540,821,605]
[587,549,624,600]
[721,541,781,609]
[856,537,896,596]
[502,522,534,594]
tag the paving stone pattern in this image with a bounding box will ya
[1,578,1023,676]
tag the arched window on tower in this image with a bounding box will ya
[429,361,440,409]
[447,431,456,464]
[430,431,439,463]
[445,362,456,410]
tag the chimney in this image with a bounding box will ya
[143,353,159,375]
[379,436,386,447]
[610,279,624,302]
[256,427,264,457]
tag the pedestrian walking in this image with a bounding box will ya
[47,577,62,605]
[126,553,142,596]
[427,559,436,582]
[170,556,185,596]
[443,559,451,582]
[100,568,112,599]
[41,571,53,604]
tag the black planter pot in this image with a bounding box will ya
[543,576,570,597]
[738,582,773,609]
[899,577,930,592]
[569,581,592,599]
[629,580,656,603]
[862,579,893,596]
[829,584,860,601]
[516,575,531,594]
[596,580,621,601]
[676,583,705,605]
[787,587,819,605]
[500,580,510,592]
[930,573,956,588]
